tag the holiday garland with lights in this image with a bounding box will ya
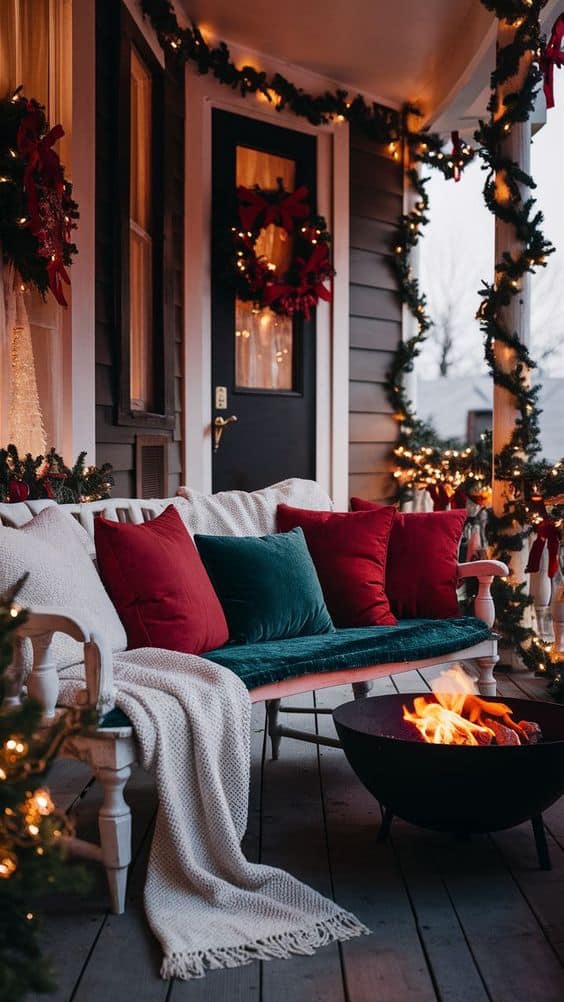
[0,445,114,505]
[0,90,78,306]
[140,0,564,690]
[0,581,90,1002]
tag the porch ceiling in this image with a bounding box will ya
[178,0,494,118]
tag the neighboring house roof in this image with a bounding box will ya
[417,376,564,462]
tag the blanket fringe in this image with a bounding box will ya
[161,911,370,980]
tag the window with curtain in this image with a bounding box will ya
[0,0,71,455]
[118,11,171,427]
[129,46,154,413]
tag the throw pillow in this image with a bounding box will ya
[350,498,466,619]
[194,527,334,644]
[94,505,229,654]
[0,506,127,668]
[276,505,397,628]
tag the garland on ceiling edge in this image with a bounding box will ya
[141,0,564,694]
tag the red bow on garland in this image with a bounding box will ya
[16,100,71,306]
[526,519,561,578]
[450,131,463,182]
[541,14,564,110]
[237,184,310,233]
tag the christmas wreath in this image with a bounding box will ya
[0,89,78,306]
[230,180,333,320]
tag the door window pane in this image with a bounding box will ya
[234,146,296,390]
[129,46,154,412]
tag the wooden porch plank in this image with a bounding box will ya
[392,670,431,693]
[71,769,166,1002]
[315,683,438,1002]
[491,821,564,966]
[260,693,346,1002]
[168,703,264,1002]
[29,766,157,1002]
[389,825,491,1002]
[434,828,564,1001]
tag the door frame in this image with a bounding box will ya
[184,56,350,508]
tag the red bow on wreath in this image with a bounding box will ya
[264,243,332,320]
[16,100,71,306]
[541,14,564,110]
[526,519,561,578]
[237,184,310,233]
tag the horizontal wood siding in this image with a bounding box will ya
[95,0,184,498]
[349,127,402,502]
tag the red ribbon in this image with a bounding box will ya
[526,520,561,577]
[541,14,564,110]
[7,479,30,503]
[427,484,452,511]
[237,185,310,233]
[263,242,332,320]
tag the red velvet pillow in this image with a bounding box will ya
[94,505,229,654]
[350,498,466,619]
[276,504,396,627]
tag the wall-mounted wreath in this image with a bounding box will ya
[229,180,333,320]
[0,89,78,305]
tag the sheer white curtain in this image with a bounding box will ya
[0,0,71,454]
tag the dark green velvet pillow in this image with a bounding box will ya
[194,528,335,644]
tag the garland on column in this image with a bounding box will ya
[474,0,564,693]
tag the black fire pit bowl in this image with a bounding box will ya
[333,694,564,868]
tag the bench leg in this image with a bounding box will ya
[96,764,132,914]
[475,655,499,698]
[267,700,282,760]
[352,680,373,699]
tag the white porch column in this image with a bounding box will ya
[492,19,532,585]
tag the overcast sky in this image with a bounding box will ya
[419,70,564,383]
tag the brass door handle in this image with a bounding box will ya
[213,414,238,452]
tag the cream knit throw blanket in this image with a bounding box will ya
[59,648,369,980]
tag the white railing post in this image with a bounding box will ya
[27,634,59,719]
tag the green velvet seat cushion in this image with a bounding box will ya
[99,617,490,728]
[194,527,334,644]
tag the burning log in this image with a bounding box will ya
[516,720,542,745]
[402,667,544,746]
[483,718,521,746]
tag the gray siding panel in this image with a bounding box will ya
[348,129,403,503]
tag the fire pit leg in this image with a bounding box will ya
[377,806,394,842]
[531,815,552,871]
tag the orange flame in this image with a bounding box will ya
[402,667,524,746]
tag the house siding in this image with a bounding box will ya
[95,0,184,498]
[348,130,403,502]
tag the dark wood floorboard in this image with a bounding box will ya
[260,693,346,1002]
[28,668,564,1002]
[316,681,439,1002]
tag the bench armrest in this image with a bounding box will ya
[13,608,115,720]
[456,560,509,628]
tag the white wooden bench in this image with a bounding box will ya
[0,493,507,914]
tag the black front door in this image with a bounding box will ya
[211,110,316,493]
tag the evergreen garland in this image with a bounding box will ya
[474,0,564,694]
[0,581,91,1001]
[0,446,114,505]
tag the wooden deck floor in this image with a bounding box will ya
[31,667,564,1002]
